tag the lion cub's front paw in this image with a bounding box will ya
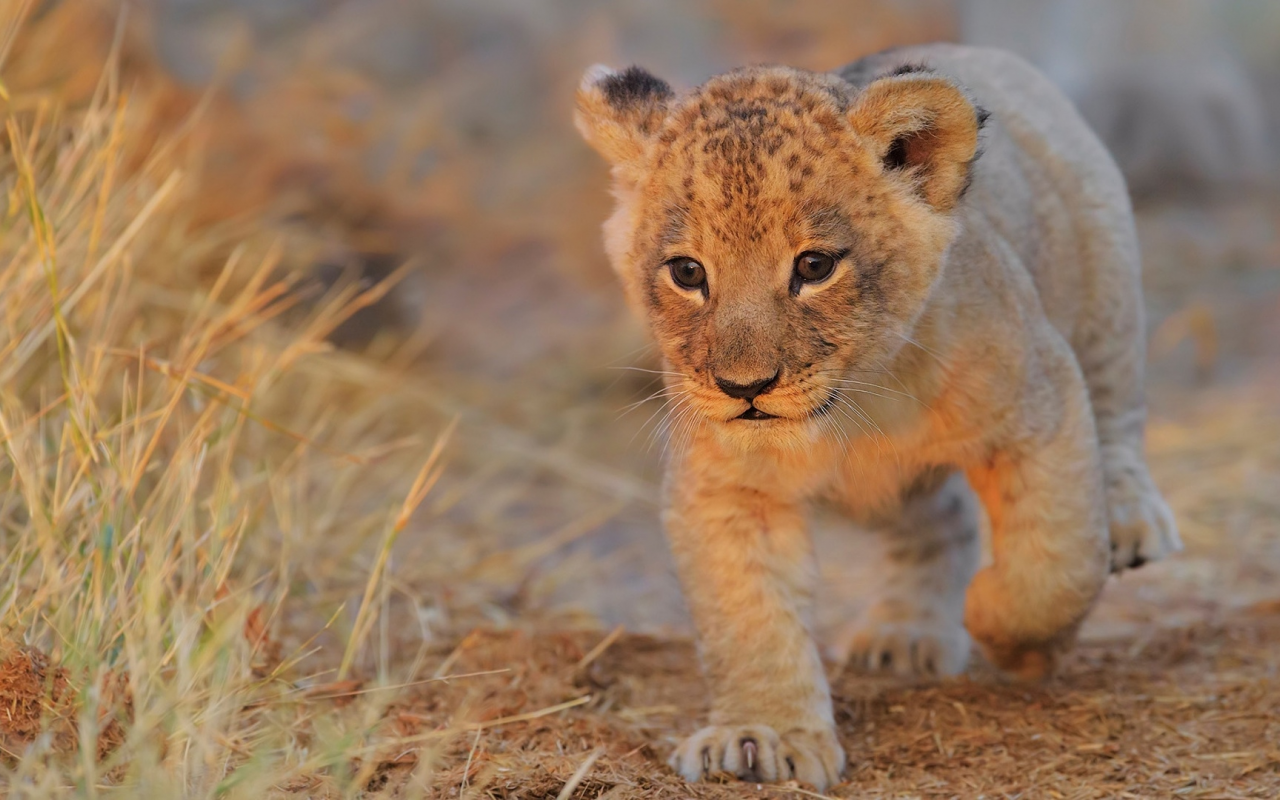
[963,567,1065,680]
[1107,468,1181,571]
[669,724,844,790]
[830,616,970,678]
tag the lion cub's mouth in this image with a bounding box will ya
[733,391,837,422]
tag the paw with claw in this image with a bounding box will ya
[1106,459,1181,572]
[669,724,844,790]
[831,615,970,678]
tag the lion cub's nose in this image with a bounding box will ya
[714,372,779,400]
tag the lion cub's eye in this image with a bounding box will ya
[667,257,707,291]
[793,251,837,286]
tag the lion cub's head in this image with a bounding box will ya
[576,63,983,443]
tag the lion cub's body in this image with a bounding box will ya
[576,44,1179,790]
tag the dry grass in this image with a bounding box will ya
[1,2,1278,799]
[0,4,472,796]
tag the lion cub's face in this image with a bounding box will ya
[576,65,982,442]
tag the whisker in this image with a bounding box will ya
[617,386,685,419]
[651,394,690,451]
[838,367,896,376]
[631,392,686,448]
[668,402,702,462]
[869,357,918,400]
[655,398,696,458]
[818,403,855,457]
[833,389,885,438]
[827,378,918,403]
[895,330,945,363]
[826,382,908,404]
[609,365,689,378]
[602,340,658,368]
[834,390,903,469]
[829,393,871,440]
[602,363,689,394]
[818,403,849,450]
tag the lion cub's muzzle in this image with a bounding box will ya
[713,371,780,420]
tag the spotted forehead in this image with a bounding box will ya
[648,71,860,251]
[658,71,850,167]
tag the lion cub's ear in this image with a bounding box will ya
[575,65,673,168]
[848,73,984,213]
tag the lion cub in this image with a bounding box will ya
[575,44,1180,790]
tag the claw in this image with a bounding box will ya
[702,747,711,776]
[742,739,756,771]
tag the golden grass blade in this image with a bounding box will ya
[339,417,458,679]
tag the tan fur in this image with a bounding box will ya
[576,45,1180,790]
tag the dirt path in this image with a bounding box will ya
[368,608,1280,798]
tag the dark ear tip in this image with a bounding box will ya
[596,65,673,109]
[889,62,933,77]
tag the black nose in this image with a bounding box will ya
[715,372,779,400]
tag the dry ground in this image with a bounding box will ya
[328,615,1280,799]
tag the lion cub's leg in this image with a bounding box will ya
[1072,225,1181,570]
[830,469,979,678]
[664,455,844,790]
[963,344,1111,679]
[1079,325,1181,572]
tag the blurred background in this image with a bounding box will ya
[143,0,1280,631]
[2,1,1279,794]
[10,0,1280,643]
